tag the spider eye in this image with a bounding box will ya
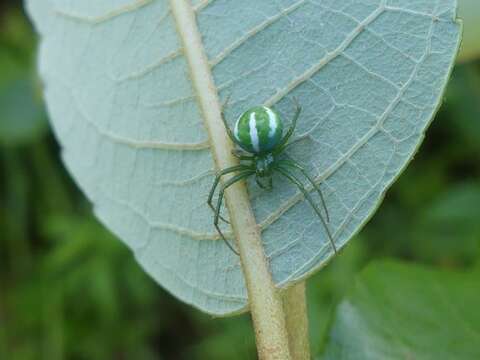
[234,106,283,154]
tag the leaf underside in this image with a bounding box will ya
[26,0,461,315]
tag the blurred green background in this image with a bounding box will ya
[0,2,479,359]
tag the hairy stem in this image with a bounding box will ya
[284,282,311,360]
[170,1,292,358]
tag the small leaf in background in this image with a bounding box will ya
[321,261,480,360]
[457,0,480,62]
[6,214,163,360]
[413,182,480,265]
[0,10,47,146]
[308,240,368,355]
[444,63,480,146]
[0,76,46,145]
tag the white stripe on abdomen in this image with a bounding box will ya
[234,117,240,141]
[264,107,277,140]
[249,112,260,152]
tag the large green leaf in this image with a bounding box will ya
[26,0,461,315]
[322,261,480,359]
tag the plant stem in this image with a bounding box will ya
[170,1,292,358]
[233,216,291,360]
[284,282,311,360]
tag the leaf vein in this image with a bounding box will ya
[54,0,153,24]
[264,0,387,107]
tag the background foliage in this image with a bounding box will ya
[0,2,479,359]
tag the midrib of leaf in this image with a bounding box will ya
[169,1,292,358]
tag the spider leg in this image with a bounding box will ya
[220,96,244,147]
[276,160,330,222]
[222,93,232,108]
[257,176,273,190]
[255,176,273,191]
[274,166,337,253]
[208,165,253,223]
[274,97,302,155]
[232,149,254,160]
[214,170,255,255]
[255,177,268,190]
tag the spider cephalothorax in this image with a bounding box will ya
[208,100,336,255]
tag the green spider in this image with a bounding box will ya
[208,99,336,255]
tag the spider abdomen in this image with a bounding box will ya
[234,106,283,154]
